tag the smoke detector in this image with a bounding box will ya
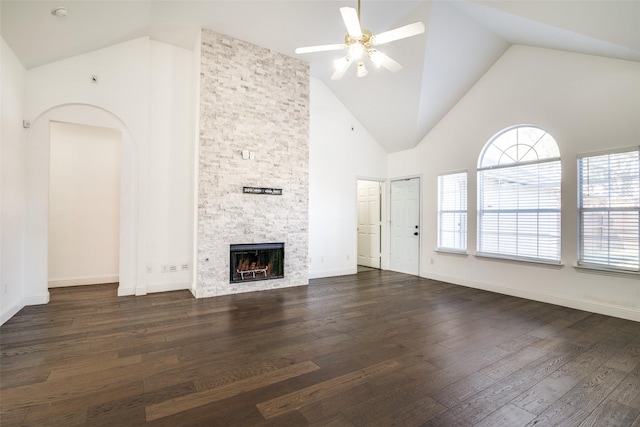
[51,7,68,17]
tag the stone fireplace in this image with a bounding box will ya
[195,30,309,297]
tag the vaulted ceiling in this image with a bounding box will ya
[2,1,639,153]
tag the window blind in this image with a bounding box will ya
[578,148,640,271]
[438,172,467,251]
[478,160,561,262]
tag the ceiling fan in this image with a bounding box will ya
[295,0,425,80]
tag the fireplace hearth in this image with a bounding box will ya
[230,243,284,283]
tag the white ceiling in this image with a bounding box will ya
[2,1,639,153]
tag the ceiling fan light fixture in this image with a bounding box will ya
[356,61,368,78]
[295,1,424,80]
[349,42,365,60]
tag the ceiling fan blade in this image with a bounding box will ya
[371,22,425,46]
[295,44,345,54]
[368,50,403,73]
[331,56,353,80]
[340,7,362,38]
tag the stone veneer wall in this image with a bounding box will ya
[196,30,309,297]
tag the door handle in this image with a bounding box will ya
[414,232,419,236]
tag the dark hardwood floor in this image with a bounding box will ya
[1,271,639,426]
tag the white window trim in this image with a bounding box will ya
[477,126,562,264]
[476,252,563,266]
[437,170,468,253]
[574,263,639,277]
[576,145,640,274]
[477,155,560,172]
[436,248,468,256]
[476,248,563,265]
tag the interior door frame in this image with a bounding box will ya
[355,177,387,271]
[389,175,422,276]
[356,179,382,269]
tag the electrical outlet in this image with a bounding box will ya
[147,265,152,274]
[161,265,178,273]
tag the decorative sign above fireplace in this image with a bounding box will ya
[243,187,282,195]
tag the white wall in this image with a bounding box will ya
[48,121,121,287]
[1,37,27,324]
[308,78,388,278]
[22,37,195,303]
[190,31,202,296]
[147,41,195,292]
[389,45,640,321]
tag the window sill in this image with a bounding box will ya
[475,252,563,268]
[435,249,468,256]
[574,264,639,278]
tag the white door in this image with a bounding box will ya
[357,180,381,268]
[390,178,420,275]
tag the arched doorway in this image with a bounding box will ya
[23,104,140,302]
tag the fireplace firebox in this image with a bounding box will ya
[230,243,284,283]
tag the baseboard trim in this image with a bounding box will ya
[1,301,25,326]
[48,275,119,288]
[24,292,50,306]
[423,272,640,322]
[117,286,136,296]
[308,268,356,280]
[146,281,190,294]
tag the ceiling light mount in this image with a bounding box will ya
[51,7,68,17]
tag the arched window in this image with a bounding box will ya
[477,125,561,263]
